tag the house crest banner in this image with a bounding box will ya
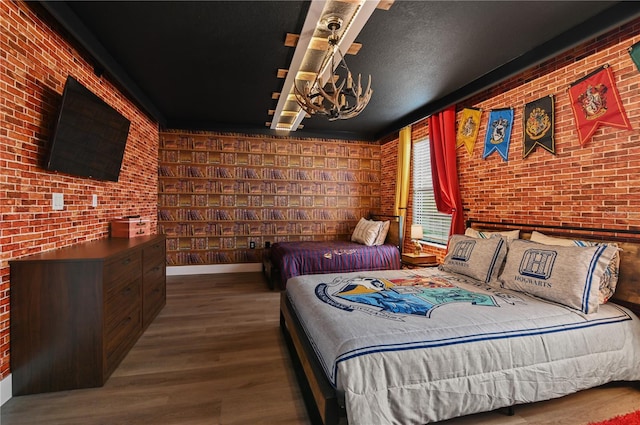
[523,95,555,158]
[629,41,640,72]
[483,108,513,161]
[568,65,632,146]
[456,107,482,156]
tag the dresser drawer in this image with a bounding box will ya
[105,302,142,374]
[105,277,141,320]
[143,278,165,325]
[144,257,165,284]
[143,240,165,269]
[104,251,141,289]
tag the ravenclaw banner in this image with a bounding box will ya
[456,107,482,156]
[568,65,632,146]
[523,95,555,158]
[483,108,513,161]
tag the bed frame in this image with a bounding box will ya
[280,220,640,425]
[264,214,404,290]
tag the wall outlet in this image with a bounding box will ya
[52,193,64,210]
[249,241,256,249]
[265,241,271,248]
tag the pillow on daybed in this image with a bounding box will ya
[465,227,520,241]
[351,218,383,246]
[440,234,507,284]
[498,239,618,314]
[373,220,390,246]
[530,231,620,304]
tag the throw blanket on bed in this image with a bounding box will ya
[270,241,400,288]
[286,268,640,425]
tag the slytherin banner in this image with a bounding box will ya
[483,108,513,161]
[568,65,631,146]
[523,95,555,158]
[456,107,482,156]
[629,41,640,72]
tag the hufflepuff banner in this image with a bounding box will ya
[456,107,482,156]
[523,95,555,158]
[483,108,513,161]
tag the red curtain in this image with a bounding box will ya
[428,105,465,236]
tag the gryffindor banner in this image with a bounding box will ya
[568,65,631,146]
[523,95,555,158]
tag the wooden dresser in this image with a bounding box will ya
[9,234,166,395]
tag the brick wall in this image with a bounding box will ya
[382,18,640,262]
[458,20,640,230]
[0,2,159,380]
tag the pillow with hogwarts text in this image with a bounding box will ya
[498,239,617,314]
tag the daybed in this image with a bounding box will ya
[264,215,403,289]
[280,220,640,424]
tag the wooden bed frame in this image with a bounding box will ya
[264,214,404,290]
[280,220,640,425]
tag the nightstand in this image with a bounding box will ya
[402,253,438,268]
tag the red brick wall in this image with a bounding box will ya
[459,19,640,229]
[0,2,159,380]
[382,18,640,262]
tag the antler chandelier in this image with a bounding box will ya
[294,17,372,121]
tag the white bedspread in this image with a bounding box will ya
[286,268,640,425]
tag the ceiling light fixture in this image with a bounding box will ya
[293,16,372,121]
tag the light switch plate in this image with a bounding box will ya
[52,193,64,210]
[92,194,98,207]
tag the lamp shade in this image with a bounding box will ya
[411,224,423,240]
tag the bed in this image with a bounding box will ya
[264,214,403,290]
[280,220,640,425]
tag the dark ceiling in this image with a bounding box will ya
[40,1,640,141]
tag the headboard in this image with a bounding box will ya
[466,219,640,317]
[371,214,404,254]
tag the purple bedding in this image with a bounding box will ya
[270,240,401,288]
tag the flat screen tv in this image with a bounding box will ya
[46,76,131,182]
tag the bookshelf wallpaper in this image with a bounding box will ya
[158,131,383,266]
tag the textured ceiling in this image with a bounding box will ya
[40,1,640,141]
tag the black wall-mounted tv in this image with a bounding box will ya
[46,76,131,182]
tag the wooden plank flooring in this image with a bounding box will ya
[1,272,639,425]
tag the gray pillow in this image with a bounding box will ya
[351,218,383,246]
[498,239,617,314]
[465,227,520,241]
[440,234,507,283]
[530,231,620,304]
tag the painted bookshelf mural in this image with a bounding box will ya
[158,131,382,266]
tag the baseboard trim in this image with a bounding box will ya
[1,374,12,406]
[166,263,262,276]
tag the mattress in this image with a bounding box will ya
[286,267,640,425]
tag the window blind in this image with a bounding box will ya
[413,138,452,245]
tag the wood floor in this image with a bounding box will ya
[1,272,639,425]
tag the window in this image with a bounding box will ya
[413,138,452,245]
